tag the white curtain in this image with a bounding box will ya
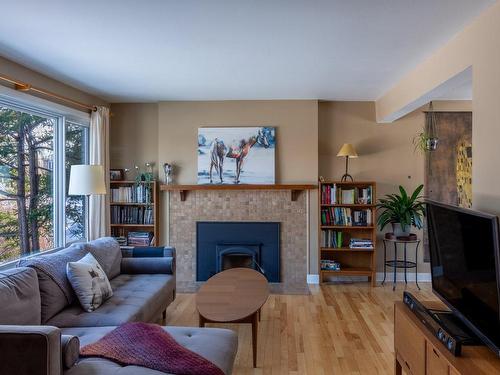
[89,106,110,240]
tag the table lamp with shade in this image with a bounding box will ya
[68,165,106,241]
[337,143,358,182]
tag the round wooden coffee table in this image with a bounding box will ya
[196,268,269,367]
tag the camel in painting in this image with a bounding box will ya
[209,138,227,183]
[226,129,270,183]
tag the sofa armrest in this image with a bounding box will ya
[121,257,175,275]
[0,325,61,375]
[61,335,80,369]
[121,246,176,258]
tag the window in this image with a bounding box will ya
[65,121,88,243]
[0,99,89,265]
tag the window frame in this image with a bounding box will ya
[0,85,90,267]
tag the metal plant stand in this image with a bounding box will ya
[382,238,421,291]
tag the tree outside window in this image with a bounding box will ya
[0,105,88,264]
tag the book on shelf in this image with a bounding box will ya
[111,206,154,225]
[110,185,152,204]
[320,183,373,205]
[321,207,372,226]
[349,238,374,249]
[321,229,344,248]
[352,209,372,226]
[321,184,337,204]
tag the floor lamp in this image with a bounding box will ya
[68,165,106,241]
[337,143,358,182]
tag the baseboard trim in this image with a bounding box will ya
[307,274,320,284]
[376,272,431,282]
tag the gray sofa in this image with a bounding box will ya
[0,238,238,375]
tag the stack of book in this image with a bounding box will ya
[321,230,344,248]
[111,206,154,225]
[127,231,153,246]
[349,238,374,249]
[320,259,341,271]
[110,185,151,203]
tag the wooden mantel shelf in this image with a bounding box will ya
[160,184,317,201]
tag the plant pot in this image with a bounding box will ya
[426,137,439,151]
[392,222,411,237]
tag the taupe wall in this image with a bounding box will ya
[1,56,106,107]
[318,101,471,274]
[110,100,319,273]
[319,101,426,272]
[110,99,471,275]
[375,1,499,216]
[110,103,159,169]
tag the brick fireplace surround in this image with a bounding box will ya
[166,189,309,293]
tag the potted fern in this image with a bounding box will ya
[376,184,425,237]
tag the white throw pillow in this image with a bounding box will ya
[66,252,113,312]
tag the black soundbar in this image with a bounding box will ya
[403,292,480,356]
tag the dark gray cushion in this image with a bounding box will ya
[86,237,122,280]
[18,243,88,323]
[47,274,175,327]
[62,326,238,375]
[0,267,41,325]
[120,257,174,275]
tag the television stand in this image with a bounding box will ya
[395,301,500,375]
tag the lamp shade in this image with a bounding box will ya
[68,165,106,196]
[336,143,358,158]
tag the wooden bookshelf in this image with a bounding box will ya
[109,180,159,247]
[318,180,377,285]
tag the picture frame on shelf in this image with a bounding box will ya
[110,169,124,181]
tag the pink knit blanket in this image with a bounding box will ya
[80,322,225,375]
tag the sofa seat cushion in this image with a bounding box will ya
[47,274,175,327]
[62,326,238,375]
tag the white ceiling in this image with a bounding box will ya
[0,0,493,102]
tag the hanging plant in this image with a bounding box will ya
[413,101,439,153]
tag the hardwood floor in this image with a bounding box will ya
[165,282,437,375]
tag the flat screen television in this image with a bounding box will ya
[426,200,500,356]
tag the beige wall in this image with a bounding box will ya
[110,100,319,273]
[110,103,159,170]
[110,99,471,276]
[1,56,106,107]
[157,101,318,184]
[319,100,471,273]
[375,1,500,215]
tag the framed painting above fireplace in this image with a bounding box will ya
[197,126,275,185]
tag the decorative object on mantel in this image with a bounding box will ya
[163,163,173,185]
[160,183,316,202]
[336,143,358,182]
[198,127,275,185]
[376,184,425,237]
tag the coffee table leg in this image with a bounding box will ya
[258,308,261,321]
[252,312,258,367]
[199,314,205,328]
